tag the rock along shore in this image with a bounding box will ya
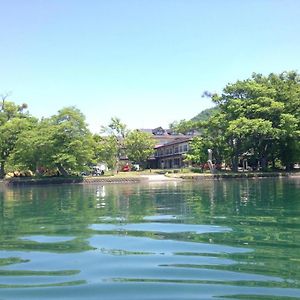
[2,175,147,187]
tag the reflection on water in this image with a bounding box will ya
[0,178,299,299]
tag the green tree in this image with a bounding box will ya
[7,119,49,173]
[93,135,119,169]
[124,130,155,167]
[173,113,230,169]
[100,117,128,171]
[184,137,207,166]
[226,117,276,171]
[169,119,198,135]
[50,107,95,175]
[173,71,300,171]
[101,117,128,139]
[0,100,36,177]
[206,71,299,170]
[11,107,95,175]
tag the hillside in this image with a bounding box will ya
[191,106,219,122]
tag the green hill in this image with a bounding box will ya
[191,106,219,122]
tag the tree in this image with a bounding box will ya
[172,113,230,169]
[210,71,300,170]
[10,107,95,175]
[169,119,198,135]
[184,137,207,166]
[50,107,95,175]
[226,117,276,171]
[93,135,119,169]
[124,130,155,167]
[172,71,300,171]
[99,117,128,171]
[0,99,35,177]
[9,119,51,172]
[101,117,128,139]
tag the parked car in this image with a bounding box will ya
[122,164,130,172]
[92,166,104,176]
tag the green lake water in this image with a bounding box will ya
[0,178,299,299]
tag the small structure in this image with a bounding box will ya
[207,149,216,173]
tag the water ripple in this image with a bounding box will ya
[89,222,231,234]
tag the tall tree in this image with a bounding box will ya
[173,71,300,171]
[93,134,119,169]
[11,107,95,175]
[124,130,155,167]
[0,100,35,177]
[101,117,128,139]
[210,71,300,170]
[50,107,95,175]
[184,136,207,166]
[100,117,128,171]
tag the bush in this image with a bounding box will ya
[191,168,203,173]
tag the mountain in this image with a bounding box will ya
[191,106,219,122]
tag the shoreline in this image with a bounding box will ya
[1,171,299,187]
[170,171,300,180]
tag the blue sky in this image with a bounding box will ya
[1,0,299,132]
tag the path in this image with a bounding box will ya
[141,174,182,182]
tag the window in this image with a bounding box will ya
[174,158,180,167]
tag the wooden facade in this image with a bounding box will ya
[154,137,191,169]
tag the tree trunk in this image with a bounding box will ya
[231,155,239,172]
[260,156,267,171]
[0,161,4,178]
[57,164,69,176]
[271,158,276,170]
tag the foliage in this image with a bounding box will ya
[100,117,128,138]
[173,71,300,171]
[0,100,36,177]
[184,137,207,165]
[97,119,155,169]
[169,119,198,135]
[10,107,95,175]
[98,117,128,170]
[191,106,219,122]
[2,70,300,176]
[93,135,119,169]
[124,130,155,166]
[50,107,95,174]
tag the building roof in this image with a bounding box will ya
[139,127,173,136]
[138,127,194,148]
[155,137,192,149]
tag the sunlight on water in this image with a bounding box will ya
[0,178,299,299]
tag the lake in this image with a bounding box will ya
[0,178,299,299]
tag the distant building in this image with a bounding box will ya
[139,127,193,169]
[154,137,191,169]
